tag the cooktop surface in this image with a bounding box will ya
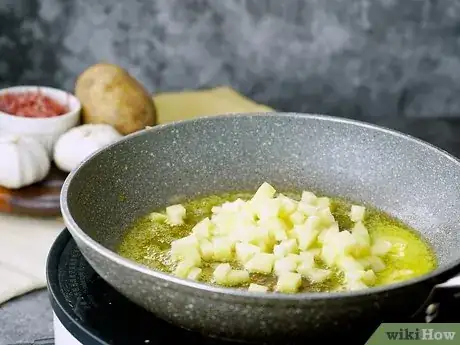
[46,229,460,345]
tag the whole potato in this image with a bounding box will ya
[75,62,157,135]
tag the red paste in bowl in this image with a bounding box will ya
[0,91,69,118]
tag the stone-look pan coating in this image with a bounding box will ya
[60,112,460,343]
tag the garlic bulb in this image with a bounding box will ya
[53,124,123,172]
[0,134,51,189]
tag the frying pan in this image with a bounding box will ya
[60,113,460,343]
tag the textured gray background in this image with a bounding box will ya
[1,0,460,118]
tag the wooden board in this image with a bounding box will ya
[0,164,67,217]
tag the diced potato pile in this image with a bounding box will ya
[166,182,393,293]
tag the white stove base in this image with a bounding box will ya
[53,312,84,345]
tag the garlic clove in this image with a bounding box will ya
[53,124,123,173]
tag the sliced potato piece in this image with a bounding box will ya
[213,263,232,284]
[301,191,317,204]
[252,182,277,200]
[350,205,366,222]
[166,204,186,225]
[276,272,302,293]
[273,239,298,258]
[304,268,332,283]
[192,217,213,239]
[212,237,234,261]
[173,260,196,278]
[274,256,298,276]
[198,239,214,261]
[187,267,202,281]
[148,212,167,222]
[226,270,250,286]
[235,242,261,264]
[245,253,276,274]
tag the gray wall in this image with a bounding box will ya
[1,0,460,118]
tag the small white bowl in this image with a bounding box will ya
[0,85,81,154]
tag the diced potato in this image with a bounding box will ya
[278,194,298,216]
[184,249,202,266]
[166,204,186,225]
[173,260,196,278]
[367,256,386,272]
[296,252,316,276]
[212,215,238,236]
[226,270,250,286]
[245,226,273,252]
[199,239,214,261]
[248,226,271,245]
[245,253,276,274]
[350,205,365,222]
[304,268,332,283]
[301,191,317,204]
[371,239,393,256]
[289,211,306,225]
[220,199,246,213]
[316,197,330,209]
[320,245,337,267]
[192,217,213,239]
[213,263,232,284]
[231,224,259,243]
[351,222,370,245]
[260,217,288,241]
[361,269,377,285]
[343,269,365,283]
[317,223,339,244]
[336,256,364,272]
[317,208,335,227]
[171,236,201,263]
[295,228,319,251]
[187,267,202,281]
[248,283,269,292]
[357,257,371,269]
[254,199,282,221]
[274,256,298,276]
[298,251,315,267]
[252,182,276,200]
[275,272,302,293]
[254,238,275,253]
[148,212,167,222]
[328,230,361,257]
[297,202,318,217]
[212,237,234,261]
[273,239,298,258]
[293,218,320,251]
[235,242,261,264]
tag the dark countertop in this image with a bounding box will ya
[2,115,460,345]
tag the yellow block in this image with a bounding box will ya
[153,86,274,124]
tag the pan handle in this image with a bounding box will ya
[412,275,460,322]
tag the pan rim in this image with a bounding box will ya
[61,112,460,302]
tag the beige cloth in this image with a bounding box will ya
[0,86,273,305]
[0,214,63,304]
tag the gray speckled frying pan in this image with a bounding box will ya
[60,113,460,343]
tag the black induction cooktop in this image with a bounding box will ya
[46,228,460,345]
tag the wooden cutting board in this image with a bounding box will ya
[0,164,67,217]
